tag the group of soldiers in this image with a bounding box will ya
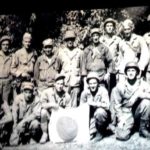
[1,17,150,148]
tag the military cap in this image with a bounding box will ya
[64,30,76,40]
[122,19,134,30]
[55,74,65,82]
[90,28,100,36]
[86,72,100,83]
[42,38,53,46]
[124,61,140,75]
[21,82,34,90]
[103,18,117,27]
[0,35,11,44]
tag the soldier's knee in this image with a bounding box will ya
[29,120,40,129]
[116,128,131,141]
[140,99,150,110]
[94,108,107,122]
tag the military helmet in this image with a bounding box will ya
[90,28,100,36]
[64,30,76,40]
[103,18,117,28]
[86,72,100,83]
[42,38,53,47]
[124,61,140,75]
[122,19,134,30]
[0,35,12,45]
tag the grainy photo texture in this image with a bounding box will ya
[1,6,150,150]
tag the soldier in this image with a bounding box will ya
[112,62,150,141]
[0,100,13,147]
[57,30,86,107]
[118,19,149,81]
[40,74,71,144]
[100,18,122,94]
[34,38,59,92]
[80,72,110,142]
[11,32,37,97]
[10,82,42,145]
[84,28,113,89]
[0,35,13,105]
[143,32,150,85]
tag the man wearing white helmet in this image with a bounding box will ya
[57,29,86,107]
[80,72,110,142]
[11,32,37,97]
[118,19,149,81]
[100,18,122,95]
[112,61,150,141]
[84,27,113,89]
[34,38,59,91]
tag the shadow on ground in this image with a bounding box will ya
[3,132,150,150]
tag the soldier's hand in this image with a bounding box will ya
[22,72,30,78]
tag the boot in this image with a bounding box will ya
[90,132,103,143]
[139,119,150,138]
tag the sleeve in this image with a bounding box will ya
[104,46,113,73]
[80,50,87,76]
[34,58,40,85]
[138,36,150,71]
[12,96,19,126]
[99,87,110,110]
[10,53,20,77]
[80,91,87,105]
[65,93,72,107]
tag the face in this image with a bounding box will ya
[88,78,99,92]
[1,40,9,53]
[66,38,75,49]
[55,79,64,93]
[123,25,132,38]
[43,45,53,56]
[105,22,114,34]
[22,38,32,50]
[92,33,100,44]
[23,89,33,102]
[126,68,137,80]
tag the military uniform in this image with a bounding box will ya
[57,47,86,107]
[118,33,149,78]
[84,43,113,82]
[34,54,59,91]
[112,79,150,140]
[0,101,13,146]
[10,84,42,145]
[80,85,110,140]
[0,51,12,104]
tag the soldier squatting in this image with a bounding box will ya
[1,17,150,148]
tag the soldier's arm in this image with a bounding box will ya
[138,36,149,72]
[34,58,40,85]
[80,91,87,105]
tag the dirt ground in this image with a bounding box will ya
[3,132,150,150]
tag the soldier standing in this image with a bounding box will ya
[57,30,86,107]
[0,35,13,105]
[11,32,37,97]
[100,18,121,94]
[34,38,59,92]
[118,19,149,81]
[112,62,150,141]
[84,28,113,89]
[80,72,110,142]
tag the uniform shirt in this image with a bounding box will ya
[84,43,113,78]
[118,33,149,73]
[100,35,121,73]
[34,54,59,90]
[80,86,110,110]
[0,51,12,78]
[11,47,37,77]
[41,87,71,108]
[57,47,86,87]
[12,93,41,125]
[113,79,150,118]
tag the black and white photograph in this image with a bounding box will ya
[1,2,150,150]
